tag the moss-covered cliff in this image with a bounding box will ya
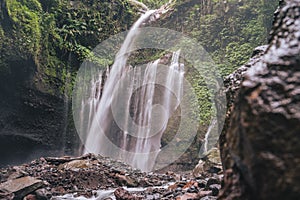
[1,0,139,95]
[0,0,140,166]
[0,0,278,167]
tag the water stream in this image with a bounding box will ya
[52,184,173,200]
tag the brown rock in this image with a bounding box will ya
[115,174,138,187]
[57,160,90,171]
[198,190,212,198]
[176,192,199,200]
[0,192,14,200]
[24,194,37,200]
[35,188,52,200]
[193,148,222,176]
[114,188,142,200]
[0,176,45,199]
[219,0,300,199]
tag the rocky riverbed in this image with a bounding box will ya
[0,153,223,200]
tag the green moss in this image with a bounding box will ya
[1,0,278,128]
[5,0,41,63]
[2,0,139,95]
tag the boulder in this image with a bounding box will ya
[57,159,90,171]
[193,148,222,177]
[219,0,300,199]
[219,45,268,171]
[0,176,45,200]
[114,188,142,200]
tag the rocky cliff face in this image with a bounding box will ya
[0,0,138,167]
[219,0,300,199]
[0,57,80,167]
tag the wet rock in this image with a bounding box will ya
[192,160,205,177]
[198,190,212,198]
[0,193,14,200]
[193,148,222,177]
[0,168,28,186]
[114,188,142,200]
[182,181,198,190]
[24,194,37,200]
[209,184,221,196]
[115,174,138,187]
[176,192,199,200]
[219,45,268,171]
[206,177,220,187]
[145,193,160,200]
[219,0,300,199]
[162,190,173,197]
[175,187,182,192]
[0,176,45,199]
[197,180,207,188]
[0,84,79,168]
[0,154,221,200]
[57,160,90,171]
[35,188,52,200]
[200,196,217,200]
[187,186,198,193]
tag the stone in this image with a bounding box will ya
[57,160,90,171]
[206,178,220,187]
[0,192,14,200]
[198,190,212,198]
[219,0,300,199]
[35,188,52,200]
[193,148,222,177]
[209,184,221,196]
[197,180,207,188]
[0,176,45,199]
[114,187,142,200]
[219,45,268,171]
[175,192,199,200]
[24,194,37,200]
[200,196,217,200]
[115,174,138,187]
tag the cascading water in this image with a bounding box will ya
[77,10,185,171]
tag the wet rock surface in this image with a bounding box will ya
[219,0,300,199]
[193,148,222,177]
[218,45,268,171]
[0,58,80,168]
[0,154,222,200]
[0,176,45,200]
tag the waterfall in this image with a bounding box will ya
[78,10,185,171]
[199,117,219,157]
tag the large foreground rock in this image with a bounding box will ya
[0,176,44,200]
[219,0,300,199]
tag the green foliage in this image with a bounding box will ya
[225,42,252,70]
[5,0,42,59]
[1,0,138,95]
[156,0,278,126]
[0,27,9,73]
[0,0,278,126]
[137,0,171,9]
[159,0,278,76]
